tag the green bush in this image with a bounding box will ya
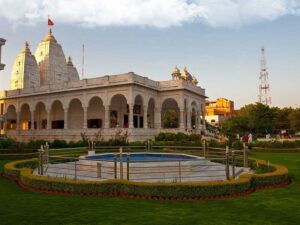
[208,139,226,148]
[231,141,243,150]
[155,132,202,143]
[50,140,68,148]
[0,139,15,149]
[253,140,300,149]
[25,139,47,150]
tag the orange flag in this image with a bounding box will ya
[48,15,54,26]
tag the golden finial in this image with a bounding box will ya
[192,75,198,85]
[171,65,181,80]
[180,66,188,80]
[22,41,31,54]
[67,56,73,66]
[43,28,57,42]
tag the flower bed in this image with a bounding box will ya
[3,158,289,200]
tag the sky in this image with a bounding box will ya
[0,0,300,108]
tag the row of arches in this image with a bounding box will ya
[4,94,204,131]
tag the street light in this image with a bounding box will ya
[0,38,6,71]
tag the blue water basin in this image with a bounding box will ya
[85,153,199,162]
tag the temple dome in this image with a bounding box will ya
[181,66,193,81]
[34,29,79,85]
[10,42,40,90]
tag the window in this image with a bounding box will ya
[87,119,102,128]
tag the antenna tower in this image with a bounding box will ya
[258,47,271,105]
[82,43,85,79]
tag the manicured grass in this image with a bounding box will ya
[0,152,299,225]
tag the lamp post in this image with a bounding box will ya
[0,38,5,71]
[0,38,5,136]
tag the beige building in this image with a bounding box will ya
[0,30,206,142]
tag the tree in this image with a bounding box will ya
[273,107,293,131]
[163,109,178,128]
[289,110,300,132]
[221,103,276,137]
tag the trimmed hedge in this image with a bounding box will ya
[251,159,289,188]
[253,140,300,149]
[0,149,38,160]
[155,132,202,142]
[3,158,289,199]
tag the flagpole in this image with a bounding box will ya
[82,43,85,80]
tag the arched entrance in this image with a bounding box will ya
[6,105,17,130]
[191,101,198,130]
[110,94,128,128]
[20,104,31,130]
[87,97,105,128]
[161,98,179,128]
[50,100,64,129]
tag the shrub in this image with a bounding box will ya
[253,140,300,149]
[208,139,226,148]
[155,132,202,143]
[50,139,68,148]
[0,139,16,149]
[25,139,47,150]
[231,141,243,150]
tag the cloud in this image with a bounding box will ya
[0,0,300,28]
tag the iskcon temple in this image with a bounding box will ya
[0,30,206,141]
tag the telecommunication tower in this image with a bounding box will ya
[258,47,271,105]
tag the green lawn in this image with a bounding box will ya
[0,152,299,225]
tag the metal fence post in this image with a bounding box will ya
[178,160,182,182]
[38,150,42,175]
[97,162,102,178]
[225,146,230,180]
[231,150,235,179]
[203,140,206,158]
[74,161,77,180]
[44,142,49,164]
[120,147,123,179]
[243,143,248,168]
[114,154,117,179]
[39,145,44,175]
[127,154,130,180]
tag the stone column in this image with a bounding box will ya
[154,107,161,129]
[202,111,206,131]
[16,111,20,131]
[47,109,51,130]
[31,110,35,130]
[129,104,134,129]
[83,107,88,129]
[195,111,199,130]
[179,108,185,130]
[104,105,110,128]
[143,105,148,129]
[64,108,68,129]
[187,108,191,130]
